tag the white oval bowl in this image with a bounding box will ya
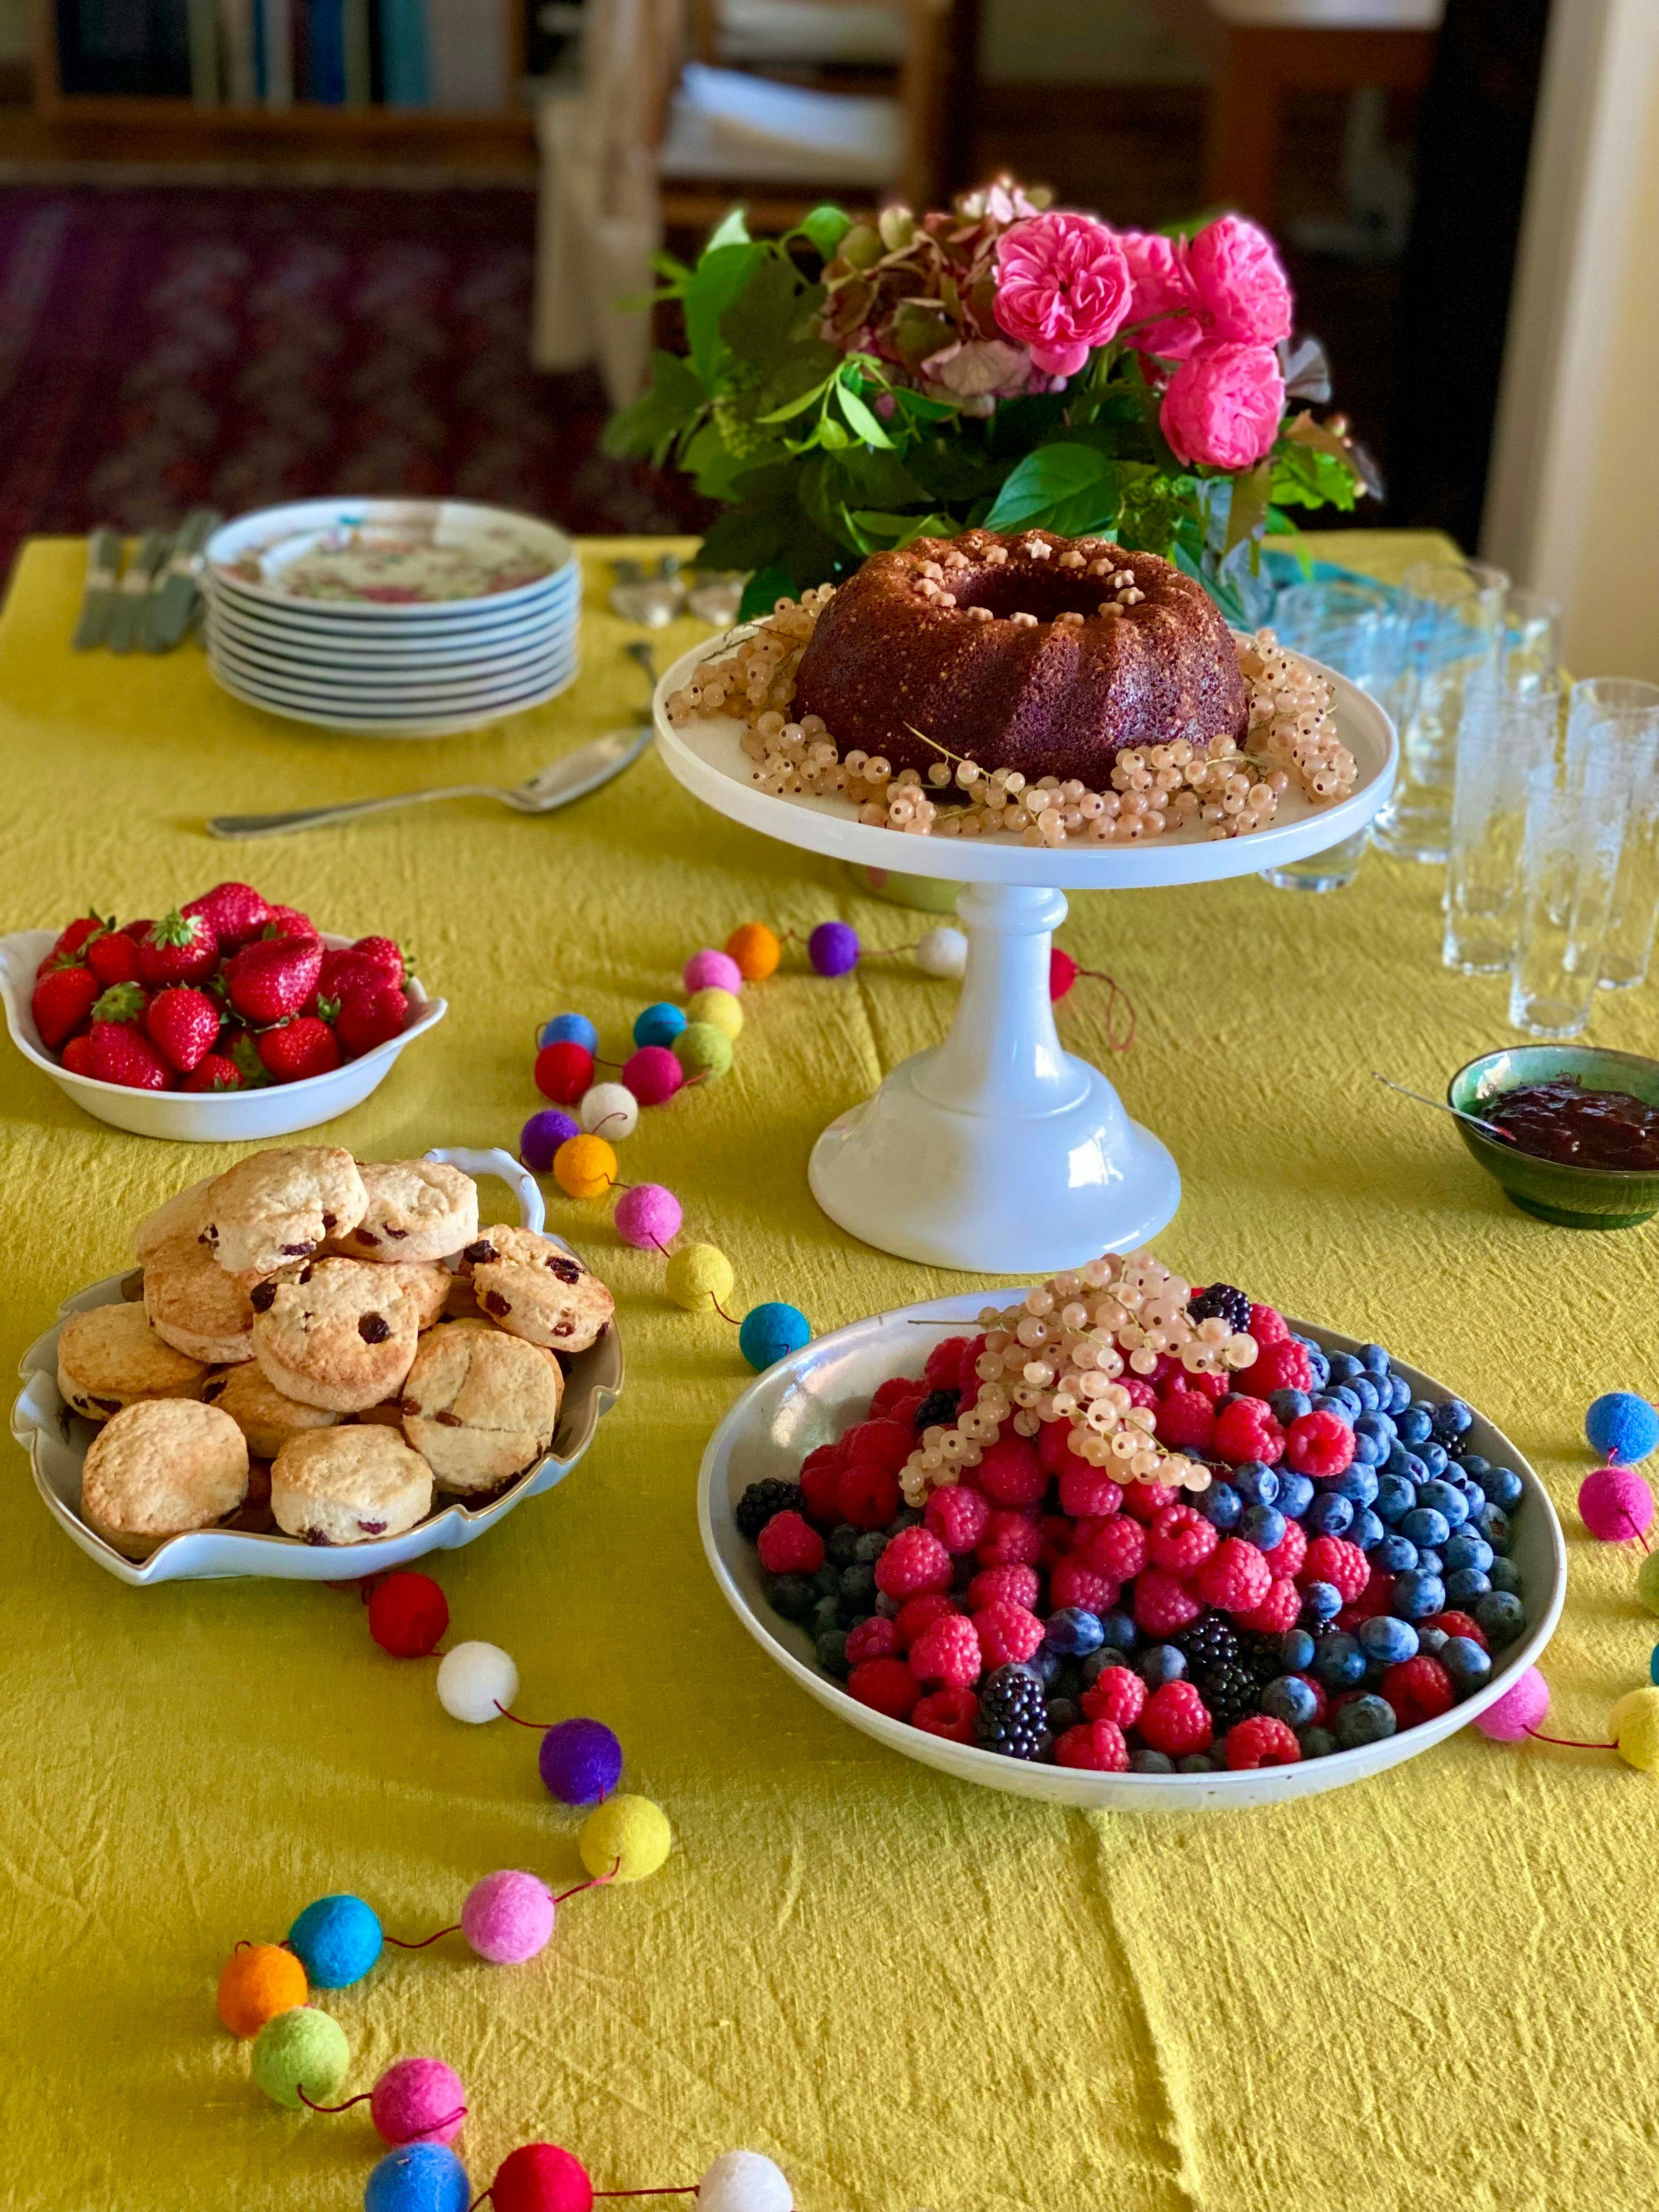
[11,1148,622,1585]
[699,1288,1566,1810]
[0,929,446,1141]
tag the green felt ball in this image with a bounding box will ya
[1637,1549,1659,1618]
[674,1022,733,1081]
[251,2005,350,2109]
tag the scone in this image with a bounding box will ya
[400,1324,563,1492]
[225,1457,275,1534]
[144,1233,257,1365]
[251,1257,420,1413]
[334,1160,478,1265]
[270,1425,433,1545]
[202,1361,340,1460]
[134,1175,218,1263]
[201,1147,368,1276]
[459,1227,615,1352]
[382,1260,452,1332]
[58,1302,208,1421]
[80,1398,249,1559]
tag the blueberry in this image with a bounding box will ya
[1392,1570,1446,1621]
[1417,1440,1450,1478]
[1355,1413,1395,1453]
[1319,1390,1361,1426]
[1270,1388,1313,1425]
[810,1594,841,1637]
[1080,1650,1130,1687]
[1376,1533,1419,1574]
[1305,1492,1354,1537]
[1280,1627,1317,1672]
[1300,1341,1331,1389]
[1233,1462,1280,1508]
[1327,1351,1364,1386]
[1476,1504,1513,1555]
[1242,1503,1286,1551]
[1351,1430,1389,1468]
[1348,1508,1385,1551]
[1054,1661,1084,1701]
[1333,1463,1379,1506]
[1374,1474,1415,1525]
[815,1628,849,1678]
[1349,1375,1380,1415]
[1045,1605,1105,1657]
[1396,1406,1434,1447]
[1458,1451,1492,1480]
[1099,1610,1138,1651]
[853,1530,889,1563]
[1443,1532,1493,1576]
[1488,1557,1523,1596]
[1431,1398,1474,1444]
[875,1593,901,1618]
[1442,1636,1492,1692]
[826,1523,861,1568]
[1047,1697,1081,1734]
[1263,1673,1318,1728]
[1298,1725,1338,1758]
[1137,1643,1187,1688]
[1301,1579,1344,1623]
[839,1563,878,1615]
[1276,1471,1316,1519]
[1455,1476,1488,1520]
[1359,1342,1391,1377]
[1384,1375,1412,1416]
[1313,1632,1367,1689]
[1336,1693,1397,1747]
[811,1564,841,1599]
[1402,1506,1451,1549]
[1417,1626,1449,1657]
[1475,1589,1527,1646]
[1198,1480,1243,1531]
[1417,1478,1468,1530]
[769,1575,816,1622]
[1359,1615,1419,1664]
[1175,1752,1217,1773]
[1027,1649,1062,1689]
[1131,1750,1175,1773]
[1445,1567,1493,1605]
[1487,1466,1525,1513]
[1414,1547,1444,1577]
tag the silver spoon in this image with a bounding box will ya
[1372,1072,1517,1144]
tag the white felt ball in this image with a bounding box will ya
[579,1082,639,1141]
[697,2151,793,2212]
[914,927,968,980]
[436,1641,520,1725]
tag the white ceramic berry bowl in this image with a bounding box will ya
[0,929,446,1142]
[699,1289,1567,1810]
[10,1149,623,1587]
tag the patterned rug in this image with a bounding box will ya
[0,182,712,580]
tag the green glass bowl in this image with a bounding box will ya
[1448,1045,1659,1229]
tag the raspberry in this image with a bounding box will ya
[955,1336,987,1395]
[925,1337,972,1390]
[976,1510,1042,1570]
[1133,1567,1203,1638]
[1381,1654,1455,1726]
[889,1390,930,1430]
[924,1483,990,1555]
[976,1433,1046,1509]
[894,1593,956,1651]
[1154,1390,1215,1453]
[1081,1664,1146,1729]
[909,1613,982,1688]
[1057,1463,1122,1519]
[1038,1419,1082,1478]
[873,1375,923,1415]
[836,1462,901,1531]
[1184,1369,1230,1403]
[968,1564,1040,1612]
[1039,1514,1073,1568]
[1195,1537,1272,1615]
[1238,1338,1314,1400]
[974,1600,1045,1670]
[757,1511,825,1576]
[798,1454,844,1523]
[1285,1408,1355,1479]
[847,1657,919,1720]
[1148,1503,1219,1575]
[1056,1720,1130,1771]
[1122,1479,1177,1522]
[1348,1566,1395,1622]
[1224,1714,1301,1769]
[873,1526,952,1599]
[845,1617,898,1665]
[1261,1519,1307,1580]
[1048,1556,1119,1613]
[912,1685,978,1742]
[1139,1680,1213,1756]
[1238,1576,1300,1635]
[1426,1609,1489,1652]
[1299,1535,1368,1601]
[1120,1375,1159,1409]
[843,1419,915,1476]
[1213,1400,1286,1466]
[1249,1303,1289,1348]
[1083,1515,1147,1583]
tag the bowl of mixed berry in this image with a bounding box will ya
[700,1249,1565,1807]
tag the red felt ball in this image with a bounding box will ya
[1048,949,1078,1001]
[367,1572,449,1658]
[492,2143,594,2212]
[534,1041,595,1104]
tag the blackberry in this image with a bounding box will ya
[1201,1661,1262,1730]
[975,1664,1051,1761]
[1188,1283,1252,1334]
[913,1386,961,1434]
[737,1479,805,1541]
[1175,1611,1241,1675]
[1238,1629,1286,1685]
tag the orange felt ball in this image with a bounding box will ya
[216,1943,308,2038]
[725,922,781,982]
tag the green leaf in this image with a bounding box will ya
[684,241,766,383]
[600,352,708,465]
[817,416,851,450]
[797,204,853,261]
[759,373,838,426]
[704,205,752,252]
[986,392,1067,458]
[678,420,762,502]
[835,381,895,449]
[846,509,957,554]
[1269,442,1358,514]
[1223,461,1273,553]
[828,443,930,507]
[738,561,794,620]
[984,443,1118,535]
[890,386,959,426]
[720,251,823,378]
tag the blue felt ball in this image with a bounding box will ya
[1586,1390,1659,1467]
[808,921,860,977]
[738,1301,812,1371]
[633,1001,687,1050]
[287,1894,383,1989]
[520,1108,580,1173]
[365,2143,471,2212]
[538,1012,597,1053]
[538,1716,624,1807]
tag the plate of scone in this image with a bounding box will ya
[11,1143,622,1585]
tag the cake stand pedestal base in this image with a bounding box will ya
[808,882,1179,1272]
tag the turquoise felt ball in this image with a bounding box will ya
[1586,1391,1659,1465]
[633,1001,687,1049]
[287,1893,383,1989]
[738,1302,811,1372]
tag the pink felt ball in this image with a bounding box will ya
[1578,1464,1655,1543]
[370,2057,467,2147]
[684,948,743,996]
[614,1183,683,1252]
[1474,1665,1550,1742]
[460,1870,556,1965]
[622,1045,684,1106]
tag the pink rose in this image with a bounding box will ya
[1159,343,1286,470]
[1186,215,1293,348]
[993,212,1132,378]
[1116,230,1205,360]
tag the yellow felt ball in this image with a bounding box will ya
[1637,1549,1659,1617]
[580,1794,672,1883]
[216,1943,308,2038]
[664,1243,734,1312]
[725,922,781,981]
[1611,1686,1659,1771]
[686,986,743,1041]
[553,1133,617,1200]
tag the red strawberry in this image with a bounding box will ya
[182,881,269,952]
[262,903,316,940]
[182,1052,244,1093]
[88,1021,173,1090]
[349,935,408,985]
[49,911,111,963]
[335,977,407,1057]
[61,1035,95,1076]
[224,933,323,1024]
[121,918,154,940]
[317,947,381,1001]
[137,908,218,988]
[89,983,150,1027]
[31,963,99,1049]
[146,985,221,1073]
[257,1017,341,1084]
[86,930,144,986]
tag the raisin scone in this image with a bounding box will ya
[251,1257,421,1413]
[380,1259,452,1333]
[202,1360,341,1460]
[332,1160,479,1266]
[134,1175,218,1263]
[201,1147,368,1276]
[144,1233,258,1365]
[459,1227,614,1353]
[270,1425,433,1546]
[58,1302,208,1421]
[80,1398,249,1559]
[400,1324,563,1492]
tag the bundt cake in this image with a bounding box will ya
[791,528,1247,785]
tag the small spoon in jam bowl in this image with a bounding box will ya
[1373,1072,1516,1143]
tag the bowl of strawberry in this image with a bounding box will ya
[0,883,445,1141]
[698,1259,1566,1809]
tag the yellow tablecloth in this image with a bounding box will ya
[3,533,1657,2212]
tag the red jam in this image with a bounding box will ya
[1482,1076,1659,1170]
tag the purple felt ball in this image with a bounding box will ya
[1474,1665,1550,1742]
[460,1870,556,1965]
[684,948,743,996]
[1579,1464,1655,1543]
[370,2057,467,2147]
[538,1716,624,1807]
[521,1109,580,1173]
[808,921,860,977]
[614,1183,682,1252]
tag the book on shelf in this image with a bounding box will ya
[57,0,192,97]
[262,0,293,105]
[379,0,430,106]
[425,0,508,112]
[216,0,256,101]
[186,0,218,100]
[306,0,345,100]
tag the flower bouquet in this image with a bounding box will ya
[603,177,1374,625]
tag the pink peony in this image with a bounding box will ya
[1117,230,1205,359]
[1159,343,1286,470]
[1186,215,1293,348]
[993,212,1133,378]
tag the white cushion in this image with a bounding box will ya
[1207,0,1441,26]
[661,62,902,185]
[714,0,909,65]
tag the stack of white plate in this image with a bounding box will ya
[202,498,580,737]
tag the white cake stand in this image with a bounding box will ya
[653,636,1396,1272]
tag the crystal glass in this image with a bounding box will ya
[1509,750,1632,1038]
[1564,678,1659,989]
[1443,674,1561,973]
[1499,587,1562,698]
[1373,558,1508,865]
